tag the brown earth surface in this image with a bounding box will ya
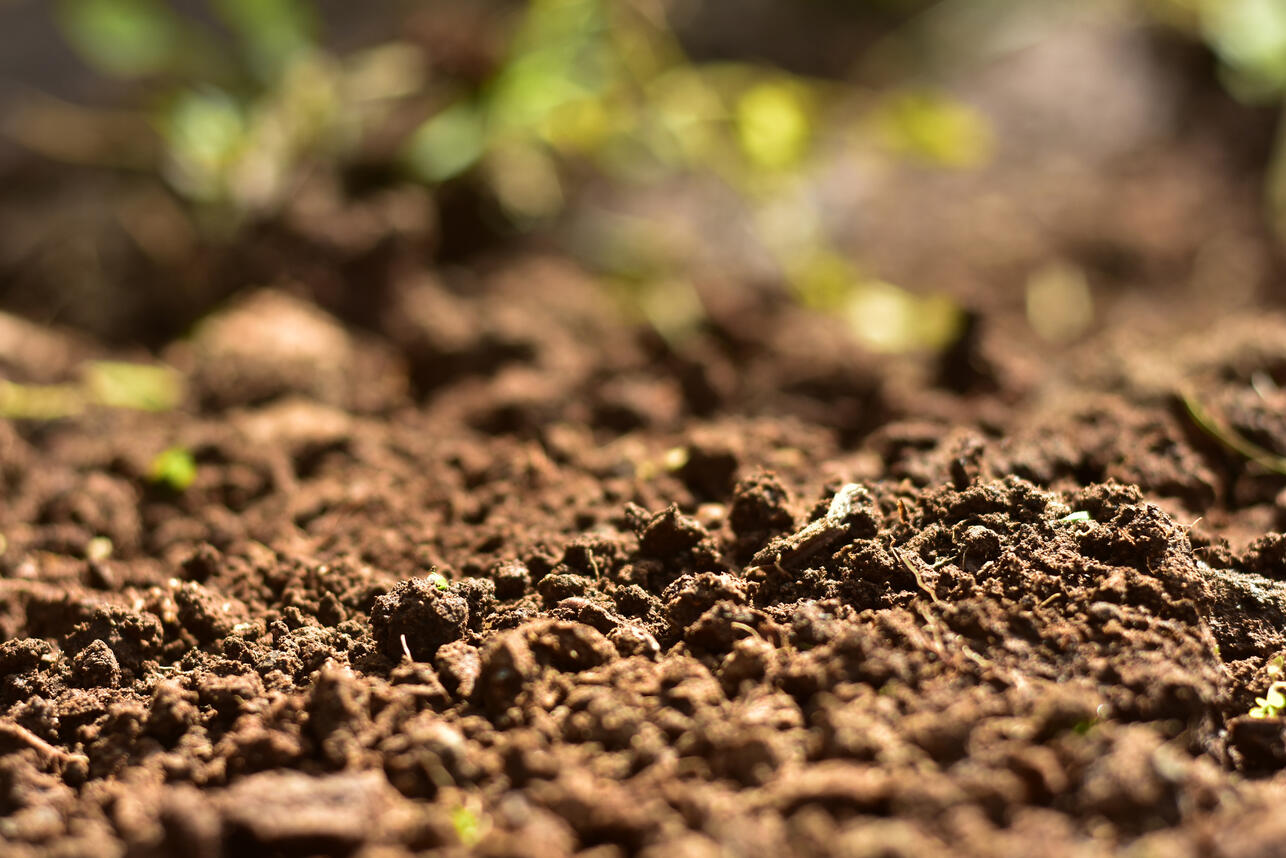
[9,17,1286,855]
[6,249,1286,858]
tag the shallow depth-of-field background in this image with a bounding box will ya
[7,2,1286,857]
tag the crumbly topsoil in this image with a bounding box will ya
[7,263,1286,858]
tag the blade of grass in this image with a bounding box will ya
[0,380,85,419]
[83,361,183,411]
[1181,386,1286,476]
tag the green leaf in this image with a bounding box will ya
[1057,511,1092,523]
[735,80,814,171]
[162,89,248,201]
[149,447,197,492]
[489,50,600,136]
[1205,0,1286,100]
[843,281,963,353]
[788,249,860,312]
[449,805,482,848]
[874,90,993,169]
[494,0,611,127]
[212,0,315,82]
[404,102,487,183]
[58,0,181,78]
[1071,718,1096,735]
[0,381,84,420]
[83,361,184,411]
[1249,682,1286,718]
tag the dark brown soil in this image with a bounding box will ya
[9,12,1286,854]
[7,249,1286,858]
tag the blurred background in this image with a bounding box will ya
[0,0,1284,364]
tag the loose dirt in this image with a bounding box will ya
[5,15,1286,851]
[6,248,1286,858]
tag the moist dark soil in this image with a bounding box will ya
[6,257,1286,858]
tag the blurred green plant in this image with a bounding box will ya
[83,361,183,411]
[1144,0,1286,240]
[871,89,993,168]
[1250,680,1286,718]
[405,100,487,184]
[48,0,422,218]
[0,380,85,420]
[0,361,183,419]
[405,0,970,351]
[1181,385,1286,476]
[40,0,982,354]
[787,248,963,352]
[58,0,183,78]
[449,802,485,847]
[148,446,198,491]
[1025,261,1094,345]
[1147,0,1286,100]
[735,79,817,171]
